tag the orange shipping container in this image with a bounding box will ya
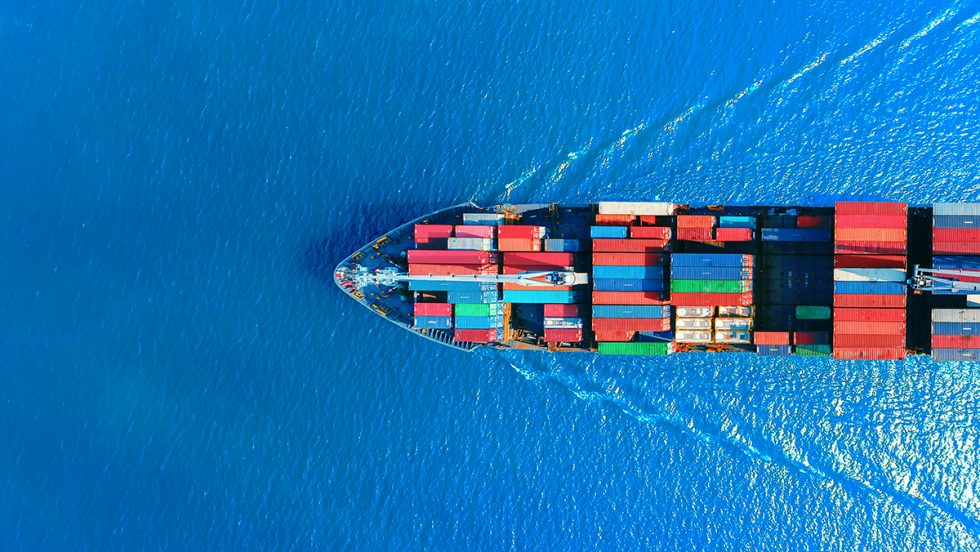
[497,238,541,252]
[835,228,907,242]
[592,239,671,252]
[833,321,905,335]
[594,214,635,225]
[833,334,905,348]
[676,215,716,228]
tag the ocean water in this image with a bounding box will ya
[3,1,980,550]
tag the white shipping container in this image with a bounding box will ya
[463,212,505,225]
[676,318,712,330]
[932,308,980,322]
[968,295,980,308]
[598,201,676,216]
[676,330,712,343]
[715,330,752,344]
[933,203,980,216]
[544,318,584,329]
[714,317,754,331]
[676,306,715,318]
[447,237,494,250]
[718,306,754,317]
[833,268,907,282]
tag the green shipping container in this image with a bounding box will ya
[796,306,831,320]
[670,279,750,293]
[598,342,671,355]
[796,344,832,356]
[453,303,500,317]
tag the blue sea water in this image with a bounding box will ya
[3,1,980,549]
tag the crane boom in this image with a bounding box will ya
[343,266,589,288]
[908,265,980,294]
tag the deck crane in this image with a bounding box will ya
[908,265,980,294]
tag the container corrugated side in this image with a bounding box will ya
[592,305,670,319]
[544,329,583,342]
[671,253,754,267]
[593,278,665,292]
[933,215,980,228]
[593,330,638,342]
[544,317,584,329]
[446,290,501,304]
[834,242,907,255]
[503,290,583,304]
[498,225,547,239]
[933,203,980,216]
[414,303,453,317]
[833,254,907,269]
[497,238,542,252]
[795,306,831,319]
[407,249,497,265]
[454,328,502,342]
[835,228,907,242]
[676,228,714,241]
[454,303,501,317]
[544,304,580,318]
[590,226,629,239]
[933,242,980,255]
[834,202,907,216]
[629,226,672,239]
[931,348,980,361]
[413,316,453,329]
[503,252,575,267]
[833,294,906,308]
[754,331,791,345]
[793,331,831,345]
[462,212,505,225]
[592,252,665,266]
[930,309,980,323]
[447,237,495,250]
[932,321,980,335]
[718,215,756,228]
[832,268,906,282]
[671,280,751,293]
[598,202,675,216]
[676,215,716,228]
[407,263,497,276]
[834,308,905,322]
[410,280,498,292]
[597,342,672,355]
[932,335,980,348]
[670,266,754,280]
[762,228,831,242]
[544,239,581,252]
[933,228,980,242]
[834,334,905,348]
[592,239,671,252]
[833,281,905,295]
[593,265,665,280]
[454,225,495,239]
[756,345,793,356]
[592,318,672,331]
[831,348,906,360]
[715,228,754,241]
[669,291,753,306]
[834,214,907,228]
[592,291,667,305]
[454,316,504,329]
[796,345,833,357]
[834,321,906,335]
[594,214,636,225]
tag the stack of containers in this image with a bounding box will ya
[716,215,756,242]
[414,224,453,248]
[543,304,584,343]
[501,251,584,304]
[592,305,672,343]
[931,309,980,361]
[407,249,498,276]
[413,302,453,330]
[497,225,546,252]
[670,254,754,306]
[453,301,505,343]
[754,331,792,356]
[676,215,716,242]
[832,202,908,360]
[931,204,980,301]
[674,306,714,344]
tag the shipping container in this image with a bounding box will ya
[544,329,583,342]
[407,249,497,265]
[414,224,454,241]
[503,252,575,267]
[593,330,638,342]
[407,263,497,276]
[933,255,980,270]
[676,215,716,228]
[593,278,665,292]
[932,335,980,348]
[795,306,831,319]
[671,279,751,293]
[455,315,504,329]
[933,203,980,216]
[410,280,498,292]
[756,345,793,356]
[754,331,792,345]
[598,202,675,216]
[462,212,505,225]
[718,306,754,317]
[833,334,905,348]
[592,291,668,305]
[638,215,666,225]
[672,253,754,267]
[715,330,751,344]
[715,228,754,241]
[676,228,715,241]
[413,316,453,329]
[933,215,980,228]
[676,318,712,330]
[714,317,753,330]
[454,303,502,317]
[593,265,665,280]
[454,225,495,239]
[670,265,754,280]
[414,302,453,317]
[592,252,665,266]
[834,214,907,228]
[834,202,907,216]
[793,331,830,345]
[544,317,584,329]
[544,304,580,318]
[834,242,907,255]
[833,308,906,321]
[932,321,980,335]
[598,342,672,355]
[497,238,542,252]
[498,225,547,240]
[796,345,833,356]
[931,348,980,361]
[933,242,980,254]
[447,237,495,250]
[592,318,672,331]
[669,291,754,306]
[762,228,832,242]
[833,294,906,308]
[834,321,906,335]
[718,215,757,228]
[544,239,582,252]
[446,290,501,303]
[630,226,672,239]
[831,348,906,360]
[796,215,829,228]
[636,331,675,342]
[676,330,712,343]
[676,306,715,318]
[503,290,582,304]
[833,254,907,269]
[832,268,906,282]
[590,226,629,239]
[932,309,980,323]
[592,239,671,252]
[835,228,907,242]
[592,305,670,318]
[454,328,503,342]
[933,228,980,242]
[833,281,906,295]
[593,214,636,225]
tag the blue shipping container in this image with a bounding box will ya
[454,315,504,329]
[761,228,831,242]
[670,265,753,280]
[931,348,980,361]
[933,215,980,228]
[933,256,980,270]
[833,281,906,295]
[590,226,629,238]
[413,316,453,329]
[636,331,674,342]
[592,305,670,319]
[671,253,752,267]
[544,238,582,252]
[718,215,757,228]
[447,291,500,304]
[932,322,980,335]
[933,203,980,216]
[756,345,793,356]
[592,278,664,292]
[503,290,582,304]
[593,265,665,280]
[410,280,498,292]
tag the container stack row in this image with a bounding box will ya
[931,203,980,299]
[502,249,585,304]
[832,202,908,360]
[931,309,980,361]
[669,253,755,345]
[591,202,675,354]
[676,215,716,242]
[674,306,754,345]
[716,216,756,242]
[543,304,584,344]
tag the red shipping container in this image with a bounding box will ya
[797,215,829,228]
[832,348,907,360]
[833,308,906,322]
[544,329,583,342]
[794,331,830,345]
[408,263,497,276]
[834,202,907,216]
[454,329,499,343]
[407,249,497,265]
[933,228,980,242]
[833,334,906,348]
[592,318,671,332]
[594,214,636,225]
[592,253,665,266]
[630,226,672,239]
[503,252,575,267]
[414,224,454,239]
[676,228,714,241]
[498,225,546,239]
[414,302,453,317]
[498,238,541,252]
[931,335,980,348]
[594,330,637,342]
[834,214,907,228]
[836,228,907,242]
[669,292,753,306]
[715,228,754,241]
[638,215,665,225]
[834,321,905,335]
[833,255,907,269]
[833,294,906,308]
[454,225,495,239]
[834,242,907,255]
[933,242,980,255]
[754,331,791,345]
[544,304,580,317]
[592,239,671,252]
[676,215,716,228]
[592,291,667,305]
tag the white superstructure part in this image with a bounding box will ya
[597,201,676,216]
[833,268,906,282]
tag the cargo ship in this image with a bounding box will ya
[334,201,980,361]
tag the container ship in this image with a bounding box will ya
[334,201,980,361]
